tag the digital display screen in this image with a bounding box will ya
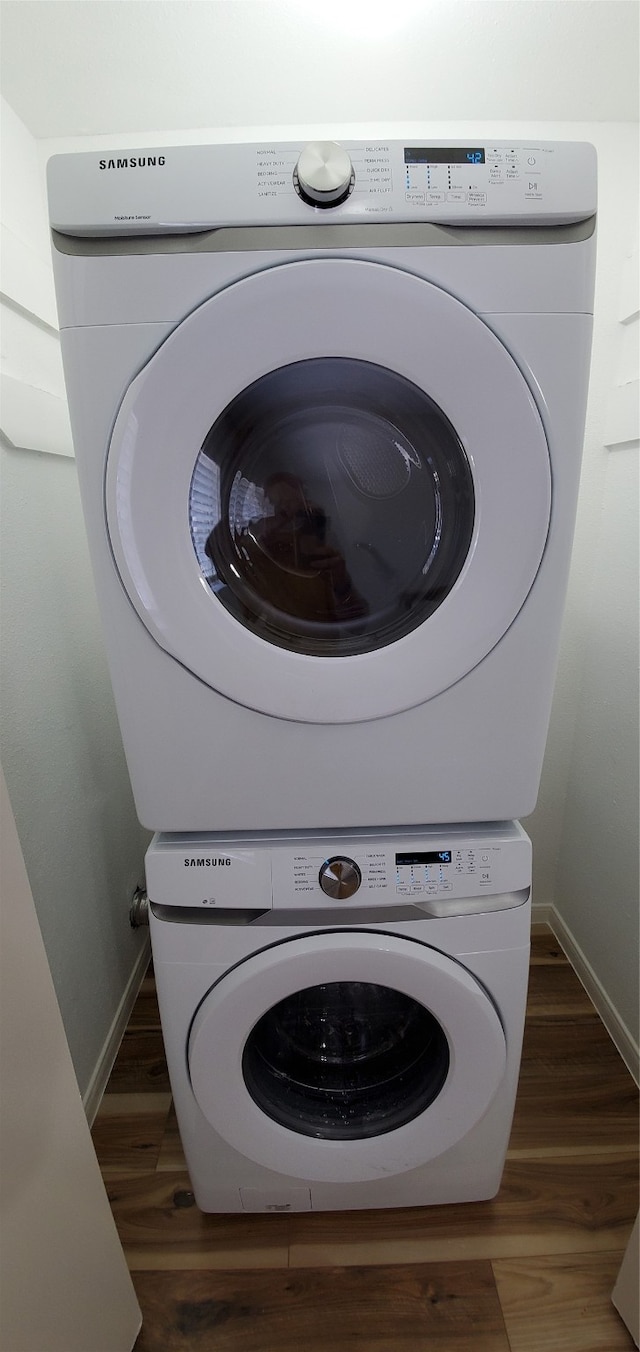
[404,148,485,165]
[396,851,452,866]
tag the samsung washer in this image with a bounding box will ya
[146,820,531,1212]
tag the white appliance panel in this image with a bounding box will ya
[187,931,507,1183]
[48,139,596,234]
[56,306,591,829]
[146,821,532,910]
[147,821,532,1211]
[48,136,596,830]
[105,258,551,722]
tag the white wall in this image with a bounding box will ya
[3,1,638,133]
[0,98,72,455]
[549,198,639,1058]
[554,443,638,1052]
[526,130,639,1066]
[0,448,151,1097]
[0,102,150,1102]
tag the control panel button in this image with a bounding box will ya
[319,856,362,899]
[294,141,354,208]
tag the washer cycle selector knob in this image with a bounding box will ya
[294,141,354,208]
[319,856,362,900]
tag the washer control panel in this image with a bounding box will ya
[146,823,531,912]
[395,846,495,894]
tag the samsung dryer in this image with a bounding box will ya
[146,820,532,1212]
[47,138,596,830]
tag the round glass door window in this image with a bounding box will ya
[190,358,475,657]
[242,980,450,1140]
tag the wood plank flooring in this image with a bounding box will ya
[93,929,639,1351]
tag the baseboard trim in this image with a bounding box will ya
[531,901,554,928]
[542,904,639,1086]
[83,937,151,1125]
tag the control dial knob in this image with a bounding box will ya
[294,141,354,208]
[319,856,362,900]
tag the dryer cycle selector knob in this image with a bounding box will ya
[319,856,362,900]
[294,141,354,208]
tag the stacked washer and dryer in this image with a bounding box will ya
[47,137,596,1212]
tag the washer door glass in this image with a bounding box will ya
[187,929,508,1184]
[190,358,474,656]
[242,980,450,1139]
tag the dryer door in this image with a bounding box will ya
[187,929,507,1184]
[106,257,551,723]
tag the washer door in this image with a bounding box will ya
[106,258,551,723]
[187,930,507,1184]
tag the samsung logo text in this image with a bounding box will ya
[184,857,232,868]
[99,156,166,170]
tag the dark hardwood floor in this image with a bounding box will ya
[93,928,639,1351]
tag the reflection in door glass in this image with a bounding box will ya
[190,358,474,656]
[242,981,450,1140]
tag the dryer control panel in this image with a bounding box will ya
[48,138,596,235]
[145,822,531,914]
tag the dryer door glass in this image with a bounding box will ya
[241,980,450,1140]
[190,358,474,656]
[108,258,552,722]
